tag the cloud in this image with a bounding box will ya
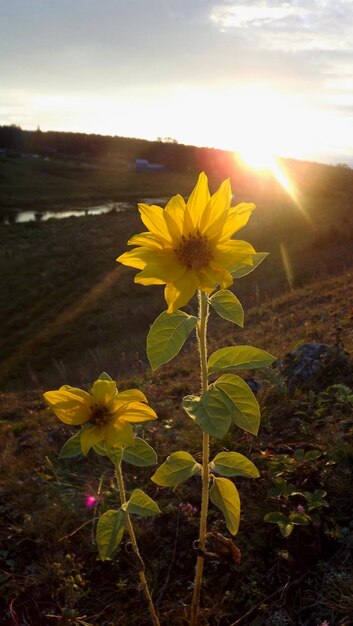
[210,3,304,30]
[210,1,353,53]
[0,0,352,162]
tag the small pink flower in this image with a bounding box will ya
[179,502,197,519]
[86,495,96,508]
[296,504,305,513]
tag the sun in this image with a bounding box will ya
[238,145,275,171]
[235,143,297,198]
[234,143,313,223]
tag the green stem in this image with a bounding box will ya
[190,291,210,626]
[115,463,160,626]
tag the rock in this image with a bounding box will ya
[277,343,351,392]
[243,377,261,396]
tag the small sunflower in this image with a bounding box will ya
[117,172,256,312]
[44,378,157,455]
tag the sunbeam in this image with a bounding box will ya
[279,242,294,290]
[0,267,123,382]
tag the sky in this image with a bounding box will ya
[0,0,352,165]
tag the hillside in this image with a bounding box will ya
[1,128,353,214]
[1,273,353,625]
[0,173,352,391]
[1,132,353,623]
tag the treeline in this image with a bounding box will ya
[0,124,242,175]
[0,125,151,158]
[1,125,351,193]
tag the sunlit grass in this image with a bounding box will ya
[1,279,353,624]
[1,158,353,390]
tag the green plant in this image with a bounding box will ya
[44,373,161,626]
[117,172,275,624]
[264,450,329,537]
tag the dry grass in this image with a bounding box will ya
[1,152,353,624]
[1,271,353,624]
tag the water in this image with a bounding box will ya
[0,201,132,225]
[0,197,169,225]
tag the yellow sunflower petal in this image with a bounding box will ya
[186,172,210,228]
[116,389,148,404]
[127,232,164,249]
[219,202,256,240]
[107,389,147,413]
[116,247,155,270]
[163,193,195,240]
[91,379,117,406]
[199,178,231,236]
[164,194,186,242]
[196,265,233,291]
[164,271,199,313]
[122,402,157,423]
[105,420,135,448]
[81,425,104,456]
[201,267,234,290]
[196,268,220,291]
[212,240,256,272]
[138,204,172,244]
[218,268,234,289]
[134,274,166,286]
[43,388,92,425]
[59,385,92,403]
[116,173,259,315]
[134,251,186,284]
[182,205,195,238]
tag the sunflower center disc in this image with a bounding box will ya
[91,405,111,425]
[176,232,212,270]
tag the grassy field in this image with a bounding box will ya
[1,273,353,625]
[1,147,353,214]
[1,156,353,391]
[0,155,199,210]
[1,145,353,625]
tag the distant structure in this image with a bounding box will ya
[134,159,166,173]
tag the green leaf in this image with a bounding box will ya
[96,509,125,560]
[231,252,268,278]
[264,511,288,524]
[304,450,322,461]
[92,441,108,456]
[302,489,329,511]
[183,389,232,439]
[265,511,309,535]
[293,448,322,462]
[293,448,305,461]
[122,489,161,517]
[209,290,244,327]
[263,512,293,537]
[278,523,294,537]
[98,372,113,381]
[210,477,241,535]
[123,437,157,467]
[105,445,123,466]
[211,451,259,478]
[59,431,83,459]
[268,478,302,498]
[92,440,123,464]
[151,451,200,486]
[288,512,310,526]
[208,346,276,374]
[214,374,260,435]
[147,310,197,371]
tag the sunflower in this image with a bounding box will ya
[43,378,157,455]
[117,172,256,312]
